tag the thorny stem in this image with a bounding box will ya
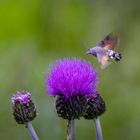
[94,117,103,140]
[26,122,39,140]
[67,120,75,140]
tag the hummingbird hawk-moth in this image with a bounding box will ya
[86,33,122,69]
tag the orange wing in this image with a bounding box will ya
[99,33,119,50]
[97,54,111,69]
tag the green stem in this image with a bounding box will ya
[93,117,103,140]
[67,120,75,140]
[26,122,39,140]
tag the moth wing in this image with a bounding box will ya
[96,53,111,69]
[98,33,119,50]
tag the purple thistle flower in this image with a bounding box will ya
[46,58,106,140]
[47,58,98,99]
[46,58,99,120]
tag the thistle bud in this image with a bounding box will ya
[11,91,36,124]
[84,94,106,119]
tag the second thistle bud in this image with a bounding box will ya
[84,94,106,119]
[11,91,37,124]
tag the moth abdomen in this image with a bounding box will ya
[108,50,122,61]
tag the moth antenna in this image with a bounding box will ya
[81,40,89,49]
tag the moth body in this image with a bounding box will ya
[86,33,122,69]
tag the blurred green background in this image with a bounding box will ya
[0,0,140,140]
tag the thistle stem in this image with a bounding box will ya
[26,122,39,140]
[67,120,75,140]
[93,117,103,140]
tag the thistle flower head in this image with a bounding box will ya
[47,58,98,98]
[46,58,99,120]
[11,91,37,124]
